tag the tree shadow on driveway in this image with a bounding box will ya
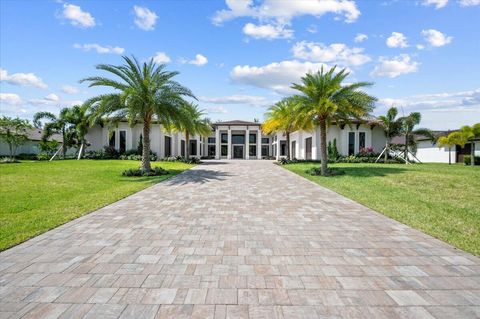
[164,168,233,185]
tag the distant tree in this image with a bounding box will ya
[459,123,480,166]
[399,112,435,161]
[64,105,90,159]
[378,106,403,163]
[39,140,60,156]
[437,131,468,165]
[0,116,31,159]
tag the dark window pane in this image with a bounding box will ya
[221,133,228,143]
[280,141,286,156]
[348,132,355,155]
[164,136,171,157]
[232,135,245,144]
[249,134,257,144]
[119,131,126,153]
[305,137,312,160]
[190,140,197,156]
[208,137,216,144]
[359,132,366,149]
[221,145,228,156]
[208,145,216,156]
[181,140,185,157]
[262,145,269,156]
[249,145,256,156]
[261,138,269,144]
[109,132,115,147]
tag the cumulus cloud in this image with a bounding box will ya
[0,93,83,118]
[133,6,158,31]
[200,95,271,107]
[152,52,171,64]
[386,32,409,48]
[422,0,448,9]
[212,0,361,25]
[242,22,293,40]
[73,43,125,54]
[459,0,480,6]
[0,68,48,89]
[207,106,228,114]
[230,60,334,94]
[292,41,371,66]
[370,54,419,78]
[61,3,96,28]
[0,93,23,106]
[44,93,59,102]
[421,29,453,47]
[181,54,208,66]
[61,85,79,94]
[354,33,368,43]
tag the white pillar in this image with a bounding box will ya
[215,129,220,159]
[245,129,250,160]
[227,129,232,159]
[276,135,280,161]
[257,129,262,160]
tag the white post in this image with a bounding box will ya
[77,143,84,160]
[245,129,250,160]
[227,129,232,159]
[215,129,220,159]
[276,135,281,161]
[257,129,262,160]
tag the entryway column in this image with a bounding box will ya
[215,129,220,159]
[227,129,232,159]
[257,129,262,160]
[245,129,250,160]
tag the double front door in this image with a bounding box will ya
[233,145,244,159]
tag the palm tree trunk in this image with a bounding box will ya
[141,119,151,172]
[471,142,475,166]
[384,140,389,164]
[61,128,66,159]
[185,131,190,158]
[286,132,290,160]
[319,119,328,176]
[404,132,408,162]
[448,147,451,165]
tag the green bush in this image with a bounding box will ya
[162,156,200,164]
[306,167,345,176]
[122,166,168,177]
[337,155,402,164]
[464,155,480,165]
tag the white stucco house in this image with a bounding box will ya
[0,128,63,156]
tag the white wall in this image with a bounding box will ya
[0,140,40,155]
[412,140,454,163]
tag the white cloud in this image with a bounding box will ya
[459,0,480,6]
[370,54,419,78]
[44,93,59,102]
[292,41,371,66]
[200,95,271,107]
[207,106,228,114]
[62,3,96,28]
[230,60,333,94]
[0,68,48,89]
[152,52,171,64]
[0,93,23,106]
[354,33,368,43]
[212,0,361,25]
[181,54,208,66]
[133,6,158,31]
[421,29,453,47]
[73,43,125,54]
[242,22,293,40]
[422,0,449,9]
[416,44,426,50]
[61,85,79,94]
[386,32,409,48]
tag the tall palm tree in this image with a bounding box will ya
[378,106,403,163]
[262,97,300,159]
[170,102,211,158]
[33,108,74,159]
[81,56,194,171]
[399,112,434,161]
[459,123,480,166]
[437,131,468,165]
[65,105,90,159]
[292,66,377,176]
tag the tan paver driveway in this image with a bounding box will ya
[1,160,479,318]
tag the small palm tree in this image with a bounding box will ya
[292,66,377,176]
[459,123,480,166]
[437,131,468,165]
[81,56,194,171]
[399,112,435,161]
[33,108,75,159]
[262,97,301,159]
[170,102,211,158]
[65,105,90,159]
[378,106,403,163]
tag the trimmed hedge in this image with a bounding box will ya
[464,155,480,165]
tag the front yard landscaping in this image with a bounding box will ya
[0,160,194,250]
[283,162,480,256]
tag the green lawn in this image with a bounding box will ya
[0,160,194,251]
[283,163,480,256]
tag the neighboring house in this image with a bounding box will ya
[0,128,62,156]
[391,131,480,164]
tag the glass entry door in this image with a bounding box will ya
[233,145,244,159]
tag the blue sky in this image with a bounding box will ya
[1,0,479,130]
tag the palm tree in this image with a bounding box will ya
[459,123,480,166]
[437,131,468,165]
[262,97,300,159]
[65,105,90,159]
[399,112,435,162]
[33,108,74,159]
[378,106,403,163]
[81,56,194,171]
[292,66,377,176]
[171,102,211,158]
